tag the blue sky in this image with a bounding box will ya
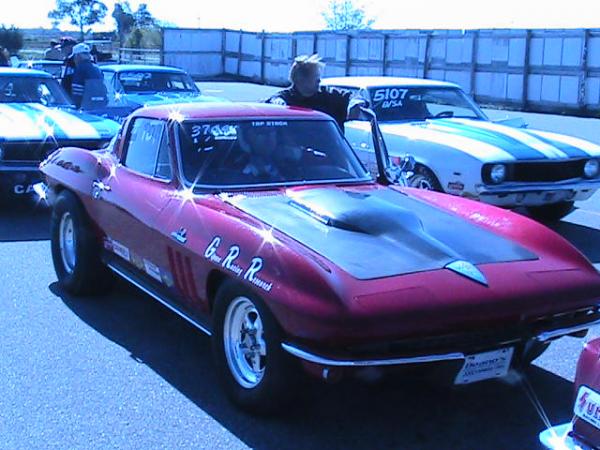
[5,0,600,31]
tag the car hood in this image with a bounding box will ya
[0,103,120,142]
[224,186,537,280]
[378,118,600,162]
[121,92,227,107]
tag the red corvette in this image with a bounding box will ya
[40,103,600,413]
[540,337,600,449]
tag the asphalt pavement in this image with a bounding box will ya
[1,82,600,449]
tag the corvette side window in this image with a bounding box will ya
[123,118,166,177]
[154,130,172,180]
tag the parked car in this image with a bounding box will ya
[321,76,600,220]
[40,102,600,413]
[0,68,119,198]
[92,64,227,120]
[540,337,600,449]
[16,60,63,78]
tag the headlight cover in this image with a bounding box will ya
[490,164,506,184]
[584,159,599,178]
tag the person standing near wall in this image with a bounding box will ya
[265,54,363,131]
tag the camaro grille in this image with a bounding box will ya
[498,160,587,183]
[1,140,109,163]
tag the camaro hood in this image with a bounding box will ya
[0,103,120,142]
[379,118,600,162]
[122,92,227,107]
[226,186,537,280]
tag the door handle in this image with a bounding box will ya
[92,180,111,199]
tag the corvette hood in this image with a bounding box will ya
[0,103,119,142]
[226,186,537,280]
[379,118,600,162]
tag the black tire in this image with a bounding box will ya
[211,280,300,414]
[526,201,574,221]
[408,165,443,191]
[50,190,113,296]
[515,341,550,367]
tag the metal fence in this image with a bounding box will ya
[162,27,600,116]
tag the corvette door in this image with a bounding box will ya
[90,117,176,283]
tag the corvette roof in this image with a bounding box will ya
[134,102,332,121]
[322,76,459,89]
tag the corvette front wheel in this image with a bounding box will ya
[211,280,299,414]
[50,190,113,296]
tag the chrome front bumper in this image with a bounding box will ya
[282,317,600,367]
[478,179,600,207]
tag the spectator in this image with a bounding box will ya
[68,43,105,108]
[0,47,9,67]
[265,54,362,130]
[44,40,62,60]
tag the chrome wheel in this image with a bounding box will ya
[59,212,76,274]
[223,296,267,389]
[415,177,434,190]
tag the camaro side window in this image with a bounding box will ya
[124,118,166,177]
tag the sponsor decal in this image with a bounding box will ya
[111,240,131,262]
[203,236,273,292]
[574,386,600,430]
[251,121,288,127]
[447,181,465,192]
[144,259,163,283]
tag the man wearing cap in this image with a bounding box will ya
[68,43,104,108]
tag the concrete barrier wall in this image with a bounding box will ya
[163,27,600,116]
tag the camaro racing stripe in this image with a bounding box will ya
[27,103,100,139]
[525,129,600,157]
[381,123,517,161]
[452,119,588,159]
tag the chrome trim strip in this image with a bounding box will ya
[281,343,465,367]
[479,178,600,194]
[107,262,212,337]
[536,318,600,342]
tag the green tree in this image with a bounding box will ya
[0,26,24,55]
[322,0,375,31]
[48,0,108,40]
[134,3,156,29]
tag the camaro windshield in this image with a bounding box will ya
[117,71,198,94]
[178,119,370,188]
[368,86,486,122]
[0,76,72,106]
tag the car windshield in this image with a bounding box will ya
[117,71,198,94]
[0,75,72,106]
[368,86,486,122]
[178,119,370,189]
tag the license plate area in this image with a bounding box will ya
[454,347,514,385]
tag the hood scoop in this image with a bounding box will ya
[287,189,462,263]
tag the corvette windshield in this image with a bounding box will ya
[0,76,72,106]
[368,86,486,122]
[117,71,199,94]
[178,119,370,188]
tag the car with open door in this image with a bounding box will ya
[40,102,600,413]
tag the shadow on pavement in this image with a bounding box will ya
[51,280,574,450]
[548,220,600,264]
[0,197,50,242]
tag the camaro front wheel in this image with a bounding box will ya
[408,166,443,191]
[50,190,113,296]
[211,280,300,414]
